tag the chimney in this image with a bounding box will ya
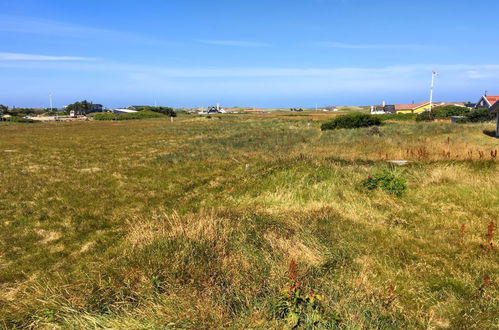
[382,100,386,107]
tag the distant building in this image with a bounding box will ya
[112,108,138,114]
[371,101,395,114]
[87,104,103,113]
[127,106,148,110]
[198,105,225,115]
[244,109,265,113]
[436,102,467,108]
[394,101,469,114]
[475,95,499,109]
[395,101,431,114]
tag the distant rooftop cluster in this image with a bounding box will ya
[370,94,499,115]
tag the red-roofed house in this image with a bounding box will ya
[475,95,499,109]
[395,101,431,114]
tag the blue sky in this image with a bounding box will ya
[1,0,499,108]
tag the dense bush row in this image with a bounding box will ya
[431,105,470,118]
[321,113,381,130]
[458,108,496,123]
[4,116,39,123]
[416,107,495,123]
[93,110,166,121]
[372,113,417,121]
[134,106,177,117]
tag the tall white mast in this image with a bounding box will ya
[49,93,53,112]
[429,71,438,112]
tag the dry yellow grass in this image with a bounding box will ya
[0,115,498,328]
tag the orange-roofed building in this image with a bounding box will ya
[476,95,499,109]
[395,101,431,114]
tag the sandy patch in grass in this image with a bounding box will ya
[79,241,95,253]
[264,232,324,267]
[79,167,102,173]
[126,211,231,249]
[37,230,62,244]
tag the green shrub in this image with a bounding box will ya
[431,105,470,118]
[458,108,495,123]
[432,105,467,118]
[321,113,381,130]
[372,113,417,122]
[5,116,38,123]
[362,171,407,196]
[92,113,117,121]
[132,106,176,117]
[416,111,435,122]
[93,111,166,121]
[148,107,176,117]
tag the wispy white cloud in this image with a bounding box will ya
[0,15,179,46]
[197,39,270,47]
[2,60,499,79]
[2,60,499,99]
[2,61,498,107]
[316,41,425,50]
[0,52,96,61]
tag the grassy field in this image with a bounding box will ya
[1,114,498,328]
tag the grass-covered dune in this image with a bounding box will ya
[0,115,498,328]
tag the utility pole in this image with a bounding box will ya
[49,93,53,112]
[429,71,438,112]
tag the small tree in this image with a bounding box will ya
[0,105,6,119]
[65,100,94,115]
[416,111,435,122]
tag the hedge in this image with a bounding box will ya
[93,110,166,121]
[321,113,381,130]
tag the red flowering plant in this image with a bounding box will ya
[274,259,339,328]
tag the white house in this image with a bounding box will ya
[112,108,138,115]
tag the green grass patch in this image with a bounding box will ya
[93,110,166,120]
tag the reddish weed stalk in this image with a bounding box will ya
[384,284,396,307]
[288,259,300,291]
[477,275,491,297]
[460,224,466,244]
[486,221,494,249]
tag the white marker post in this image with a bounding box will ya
[429,71,438,112]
